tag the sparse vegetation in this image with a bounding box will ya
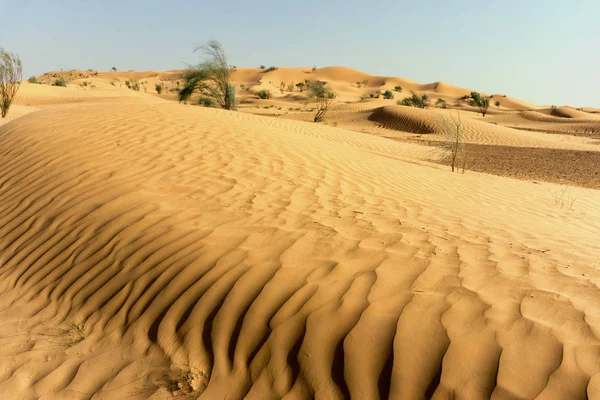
[312,65,317,73]
[296,82,305,92]
[468,91,490,117]
[259,65,265,69]
[398,91,430,108]
[155,83,163,94]
[309,82,336,122]
[256,89,271,99]
[130,79,140,91]
[383,89,394,99]
[125,80,131,89]
[28,76,40,84]
[360,94,369,101]
[264,66,278,72]
[179,39,237,110]
[394,85,402,92]
[433,111,466,173]
[436,98,448,108]
[552,186,577,210]
[0,48,23,118]
[495,100,500,109]
[287,82,294,92]
[111,66,117,72]
[52,76,68,87]
[279,82,285,94]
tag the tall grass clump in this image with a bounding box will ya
[179,39,237,110]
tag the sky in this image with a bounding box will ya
[1,0,598,107]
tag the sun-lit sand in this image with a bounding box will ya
[1,67,599,399]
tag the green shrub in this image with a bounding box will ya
[383,90,394,99]
[398,91,430,108]
[360,94,369,101]
[125,80,131,88]
[130,79,140,91]
[436,98,448,108]
[28,76,39,84]
[155,83,163,94]
[52,77,68,87]
[255,89,271,99]
[264,66,278,72]
[394,85,402,92]
[259,65,265,69]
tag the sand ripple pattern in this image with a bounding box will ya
[0,104,600,399]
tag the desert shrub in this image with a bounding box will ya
[383,89,394,99]
[287,82,294,92]
[296,82,305,92]
[435,111,466,173]
[394,85,402,92]
[398,91,430,108]
[279,82,285,94]
[468,91,490,117]
[28,76,39,84]
[179,39,237,110]
[436,98,448,108]
[256,89,271,99]
[356,81,362,88]
[110,81,116,86]
[125,80,131,88]
[0,49,23,118]
[312,65,317,73]
[198,97,214,107]
[360,94,369,101]
[155,83,163,94]
[458,94,470,101]
[309,82,336,122]
[264,66,278,72]
[495,100,500,109]
[130,79,140,91]
[111,66,117,72]
[240,84,245,90]
[52,76,68,87]
[259,65,265,69]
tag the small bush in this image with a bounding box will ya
[255,89,271,99]
[398,91,430,108]
[130,79,140,91]
[28,76,39,84]
[259,65,265,69]
[360,94,369,101]
[436,98,448,108]
[52,77,68,87]
[155,83,163,94]
[82,81,88,87]
[264,66,278,72]
[383,90,394,99]
[125,80,131,88]
[394,85,402,92]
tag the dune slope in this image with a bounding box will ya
[0,103,600,399]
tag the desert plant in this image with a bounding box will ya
[240,84,245,91]
[312,65,317,73]
[82,81,88,87]
[0,49,23,118]
[359,94,369,101]
[259,65,265,69]
[394,85,402,92]
[28,76,40,84]
[495,100,500,109]
[279,82,285,94]
[111,66,117,72]
[436,98,448,108]
[383,89,394,99]
[155,83,163,94]
[362,79,369,86]
[432,111,466,173]
[296,82,305,92]
[309,82,336,122]
[52,76,68,87]
[255,89,271,99]
[398,91,430,108]
[125,80,131,88]
[178,39,237,110]
[468,91,490,117]
[287,82,294,92]
[552,186,577,210]
[264,66,278,72]
[130,79,140,91]
[356,81,362,88]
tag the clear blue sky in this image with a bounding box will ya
[1,0,598,107]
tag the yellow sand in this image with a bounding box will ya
[0,70,599,399]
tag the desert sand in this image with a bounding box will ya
[0,68,599,399]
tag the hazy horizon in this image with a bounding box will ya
[2,0,598,107]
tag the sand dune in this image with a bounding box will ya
[0,65,599,399]
[0,97,600,399]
